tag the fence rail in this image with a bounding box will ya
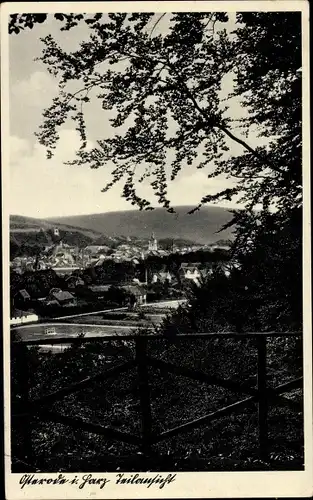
[11,331,303,469]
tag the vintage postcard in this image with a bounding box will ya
[1,1,312,498]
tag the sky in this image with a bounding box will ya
[8,12,262,218]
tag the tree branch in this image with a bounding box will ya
[165,60,287,177]
[149,13,167,37]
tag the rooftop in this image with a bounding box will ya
[16,289,31,299]
[51,291,75,302]
[89,285,112,293]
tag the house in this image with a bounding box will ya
[44,299,60,307]
[51,266,80,277]
[13,289,32,310]
[88,285,112,299]
[151,270,173,284]
[47,290,77,307]
[10,309,39,326]
[121,284,147,305]
[14,289,31,302]
[179,263,202,283]
[65,275,85,290]
[85,245,110,256]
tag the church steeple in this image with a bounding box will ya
[148,232,158,252]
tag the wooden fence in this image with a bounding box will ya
[11,331,303,470]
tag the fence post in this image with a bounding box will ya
[135,336,153,455]
[14,344,33,466]
[257,335,268,461]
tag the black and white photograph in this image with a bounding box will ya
[2,1,312,498]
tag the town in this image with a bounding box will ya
[10,227,232,326]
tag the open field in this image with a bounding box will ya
[63,313,165,327]
[11,322,150,343]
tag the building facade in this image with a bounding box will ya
[148,233,158,252]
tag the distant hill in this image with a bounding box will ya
[10,215,111,254]
[46,205,235,245]
[10,214,104,241]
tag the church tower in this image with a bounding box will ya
[148,232,158,252]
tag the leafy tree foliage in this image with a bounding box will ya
[83,259,139,284]
[9,13,92,34]
[10,268,64,299]
[9,12,302,221]
[225,13,302,213]
[106,285,134,306]
[163,208,302,335]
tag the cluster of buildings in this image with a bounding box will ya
[10,229,233,293]
[10,256,233,325]
[151,261,232,287]
[10,229,234,324]
[10,279,148,326]
[11,231,226,275]
[99,233,171,262]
